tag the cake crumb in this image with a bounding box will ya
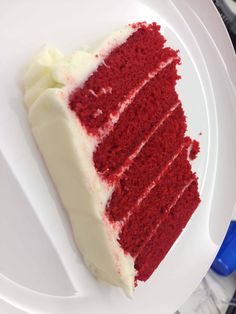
[189,140,200,160]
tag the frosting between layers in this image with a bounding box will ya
[24,26,136,296]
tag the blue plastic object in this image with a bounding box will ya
[211,220,236,276]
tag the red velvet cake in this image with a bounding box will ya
[24,22,200,295]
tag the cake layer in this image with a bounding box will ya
[118,147,195,257]
[93,61,180,181]
[106,105,187,222]
[135,180,200,281]
[69,23,179,136]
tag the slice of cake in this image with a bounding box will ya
[23,22,200,296]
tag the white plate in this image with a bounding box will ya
[0,0,236,313]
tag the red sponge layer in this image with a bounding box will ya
[105,105,187,222]
[67,22,201,287]
[69,23,179,136]
[93,60,180,181]
[118,146,195,257]
[135,180,200,281]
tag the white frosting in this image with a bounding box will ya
[24,25,136,296]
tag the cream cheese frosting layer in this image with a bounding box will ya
[24,25,136,296]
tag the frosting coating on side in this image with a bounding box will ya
[24,25,136,296]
